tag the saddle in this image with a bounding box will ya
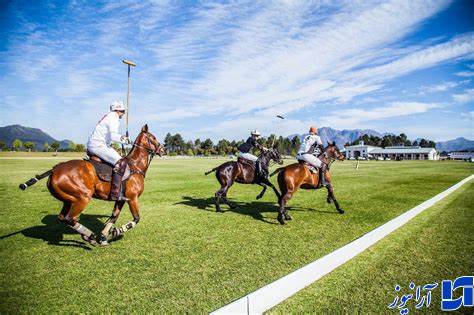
[85,151,131,182]
[237,157,255,168]
[298,160,318,174]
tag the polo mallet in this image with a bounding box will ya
[272,115,285,147]
[123,59,136,139]
[122,59,136,154]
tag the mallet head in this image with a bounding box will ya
[122,59,136,67]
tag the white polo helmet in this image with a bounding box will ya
[110,100,126,112]
[251,130,261,137]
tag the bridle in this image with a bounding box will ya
[259,148,282,168]
[127,132,162,177]
[318,146,339,170]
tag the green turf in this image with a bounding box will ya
[0,155,472,313]
[268,181,474,314]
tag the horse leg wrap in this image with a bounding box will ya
[121,221,137,233]
[109,221,137,240]
[101,222,114,237]
[71,223,97,245]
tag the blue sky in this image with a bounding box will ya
[0,0,473,143]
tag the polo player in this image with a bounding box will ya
[86,100,130,201]
[296,126,328,186]
[237,130,269,181]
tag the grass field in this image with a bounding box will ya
[0,154,472,313]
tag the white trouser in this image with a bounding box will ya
[87,146,122,165]
[297,153,322,168]
[238,152,258,162]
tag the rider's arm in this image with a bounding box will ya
[107,114,123,143]
[315,135,324,152]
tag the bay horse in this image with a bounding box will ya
[270,141,345,225]
[18,124,166,246]
[205,147,283,212]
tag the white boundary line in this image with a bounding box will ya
[211,174,473,315]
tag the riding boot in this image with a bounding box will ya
[318,163,329,188]
[255,161,262,182]
[261,164,269,181]
[110,159,129,201]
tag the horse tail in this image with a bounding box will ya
[270,167,284,177]
[19,169,52,190]
[204,167,218,176]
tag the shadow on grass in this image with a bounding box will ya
[0,214,109,250]
[176,196,337,224]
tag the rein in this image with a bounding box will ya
[126,133,159,177]
[318,148,337,170]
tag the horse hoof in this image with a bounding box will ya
[277,215,285,225]
[327,198,331,204]
[97,234,109,246]
[81,235,97,246]
[256,195,262,200]
[285,215,292,220]
[338,209,345,214]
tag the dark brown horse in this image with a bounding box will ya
[205,148,283,212]
[19,124,166,246]
[270,142,345,224]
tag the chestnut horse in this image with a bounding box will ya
[19,124,165,246]
[270,142,345,225]
[205,148,283,212]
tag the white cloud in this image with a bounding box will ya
[455,71,474,77]
[418,81,461,94]
[452,88,474,103]
[320,102,441,129]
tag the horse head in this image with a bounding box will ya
[270,145,284,165]
[325,141,344,161]
[135,124,166,157]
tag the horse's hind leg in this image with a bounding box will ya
[278,190,294,223]
[221,182,236,209]
[58,201,71,222]
[59,197,97,245]
[326,183,344,214]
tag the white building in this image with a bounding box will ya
[344,142,439,160]
[448,151,474,160]
[370,146,438,160]
[344,141,379,159]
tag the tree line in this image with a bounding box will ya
[163,133,302,156]
[346,133,436,148]
[0,139,85,152]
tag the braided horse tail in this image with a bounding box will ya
[19,169,53,190]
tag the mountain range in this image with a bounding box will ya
[0,125,71,150]
[0,124,472,152]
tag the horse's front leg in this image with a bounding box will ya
[326,183,344,214]
[98,201,126,245]
[110,198,140,240]
[262,178,281,200]
[256,184,267,200]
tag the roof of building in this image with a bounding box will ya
[370,147,436,154]
[344,144,379,149]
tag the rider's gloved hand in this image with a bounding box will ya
[121,135,130,144]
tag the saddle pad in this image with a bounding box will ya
[298,160,318,173]
[237,157,255,168]
[87,160,131,182]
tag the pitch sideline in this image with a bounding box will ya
[211,174,474,315]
